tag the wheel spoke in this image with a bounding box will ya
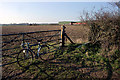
[40,46,54,61]
[17,49,33,68]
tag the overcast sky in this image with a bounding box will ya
[0,2,114,24]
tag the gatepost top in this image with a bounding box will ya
[61,25,66,29]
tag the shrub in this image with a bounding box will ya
[80,2,120,53]
[80,2,120,72]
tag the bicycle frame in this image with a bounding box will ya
[37,44,41,57]
[21,42,43,58]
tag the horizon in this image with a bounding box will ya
[0,2,114,24]
[1,20,82,24]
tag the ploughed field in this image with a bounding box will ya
[2,25,89,43]
[2,25,92,79]
[2,25,119,79]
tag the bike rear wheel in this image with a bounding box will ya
[39,46,54,61]
[17,49,34,68]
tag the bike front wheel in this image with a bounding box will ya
[17,49,34,68]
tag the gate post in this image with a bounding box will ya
[60,25,66,47]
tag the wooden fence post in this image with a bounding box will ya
[60,25,66,47]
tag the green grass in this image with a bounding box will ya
[2,43,120,79]
[59,21,82,25]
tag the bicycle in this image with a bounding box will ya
[17,39,54,68]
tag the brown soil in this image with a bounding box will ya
[2,25,120,79]
[2,25,89,43]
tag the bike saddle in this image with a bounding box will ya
[37,39,43,42]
